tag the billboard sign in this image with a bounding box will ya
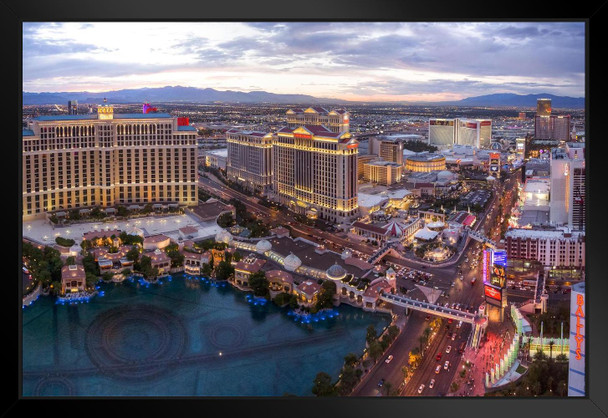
[491,264,506,288]
[492,250,507,267]
[484,284,502,302]
[482,249,492,284]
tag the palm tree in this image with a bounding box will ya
[548,340,555,360]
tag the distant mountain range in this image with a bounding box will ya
[423,93,584,109]
[22,86,584,109]
[22,86,342,106]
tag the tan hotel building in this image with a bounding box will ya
[286,107,350,133]
[226,128,273,193]
[272,122,359,223]
[22,105,198,221]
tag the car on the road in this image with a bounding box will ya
[385,355,394,364]
[446,345,452,353]
[429,379,436,389]
[448,318,453,324]
[417,384,425,394]
[435,365,442,374]
[436,353,442,361]
[444,361,450,370]
[425,315,431,321]
[451,333,457,341]
[378,378,385,387]
[457,320,462,329]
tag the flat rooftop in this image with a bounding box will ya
[267,236,371,278]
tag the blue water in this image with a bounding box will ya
[22,274,391,397]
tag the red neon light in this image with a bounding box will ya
[574,294,584,360]
[347,143,358,149]
[177,117,190,126]
[484,285,501,301]
[294,133,312,139]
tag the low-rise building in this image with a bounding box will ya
[266,270,294,293]
[148,249,172,275]
[183,250,211,275]
[294,280,322,307]
[61,264,86,294]
[143,234,171,251]
[233,254,267,287]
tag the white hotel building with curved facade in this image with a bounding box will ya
[22,105,198,221]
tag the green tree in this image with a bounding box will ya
[366,324,378,345]
[311,372,336,397]
[64,256,76,266]
[126,247,140,262]
[344,353,358,368]
[368,340,383,363]
[85,272,98,288]
[249,271,269,297]
[314,280,336,311]
[217,212,235,228]
[165,243,185,268]
[214,260,234,281]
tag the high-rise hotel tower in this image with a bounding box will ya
[271,107,358,223]
[226,129,273,194]
[22,104,198,221]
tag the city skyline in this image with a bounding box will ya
[23,21,585,102]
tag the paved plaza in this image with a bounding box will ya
[22,211,223,246]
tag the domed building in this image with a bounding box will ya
[255,239,272,254]
[283,253,302,272]
[326,263,347,281]
[215,229,233,245]
[405,153,446,172]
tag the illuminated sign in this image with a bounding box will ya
[484,285,502,301]
[294,133,312,140]
[490,153,500,159]
[482,249,491,283]
[346,143,358,149]
[492,250,507,267]
[480,121,492,126]
[491,264,506,288]
[574,294,584,360]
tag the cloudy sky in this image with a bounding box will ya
[23,21,585,102]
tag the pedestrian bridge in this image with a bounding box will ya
[379,292,478,324]
[465,227,498,249]
[379,291,488,348]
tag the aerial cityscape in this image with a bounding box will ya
[21,21,585,398]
